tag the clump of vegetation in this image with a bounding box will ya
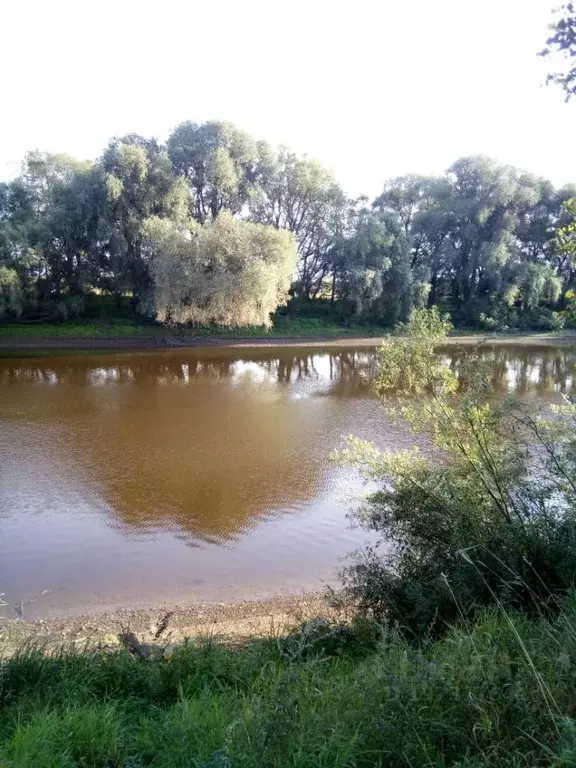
[2,124,576,333]
[337,308,576,638]
[1,599,576,766]
[143,212,297,327]
[479,306,565,333]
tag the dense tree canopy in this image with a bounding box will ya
[248,148,347,300]
[143,212,297,327]
[167,122,260,223]
[1,120,575,329]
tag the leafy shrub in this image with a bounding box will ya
[82,292,141,321]
[279,617,381,661]
[337,308,576,638]
[561,293,576,328]
[51,295,86,322]
[479,306,565,332]
[0,267,23,319]
[517,307,565,331]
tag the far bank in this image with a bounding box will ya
[1,328,576,351]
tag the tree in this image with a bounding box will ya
[333,205,428,323]
[541,2,576,100]
[22,153,103,298]
[143,211,298,327]
[373,174,453,306]
[0,265,23,318]
[0,175,46,316]
[249,147,346,299]
[553,197,576,311]
[0,186,32,321]
[168,121,259,223]
[97,135,188,300]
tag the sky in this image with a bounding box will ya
[1,0,574,198]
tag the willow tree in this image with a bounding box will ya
[144,212,297,327]
[98,135,189,299]
[373,174,453,306]
[554,198,576,305]
[334,206,429,324]
[249,147,346,299]
[167,121,259,223]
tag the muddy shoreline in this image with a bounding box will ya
[0,593,335,657]
[0,331,575,351]
[0,334,385,350]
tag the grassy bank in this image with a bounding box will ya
[2,602,576,767]
[0,317,387,340]
[1,319,576,351]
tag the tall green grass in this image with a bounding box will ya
[2,599,576,766]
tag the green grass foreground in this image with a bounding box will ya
[0,317,387,340]
[2,604,576,767]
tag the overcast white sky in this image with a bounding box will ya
[1,0,574,197]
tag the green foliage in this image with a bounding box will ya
[371,307,454,396]
[98,135,189,299]
[541,3,576,100]
[168,121,260,222]
[144,212,298,327]
[0,267,23,318]
[333,205,429,324]
[373,159,576,328]
[249,146,347,300]
[480,306,566,332]
[279,617,381,661]
[337,309,576,637]
[555,199,576,299]
[1,120,576,329]
[3,600,576,765]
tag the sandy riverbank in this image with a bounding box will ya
[0,334,384,350]
[0,593,338,658]
[0,331,575,351]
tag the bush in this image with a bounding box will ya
[478,306,565,332]
[337,309,576,638]
[51,295,86,322]
[0,267,23,319]
[561,294,576,328]
[279,617,381,661]
[82,293,140,321]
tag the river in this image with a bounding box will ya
[0,343,574,619]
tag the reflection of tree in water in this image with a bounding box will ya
[2,345,571,396]
[0,349,377,546]
[0,348,376,396]
[439,345,576,395]
[245,349,375,396]
[1,345,574,546]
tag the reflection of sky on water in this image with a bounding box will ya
[0,344,575,619]
[3,346,575,396]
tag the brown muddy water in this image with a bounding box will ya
[0,344,574,619]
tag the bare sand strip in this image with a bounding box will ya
[0,594,340,658]
[0,331,575,351]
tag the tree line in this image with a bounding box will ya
[1,121,576,329]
